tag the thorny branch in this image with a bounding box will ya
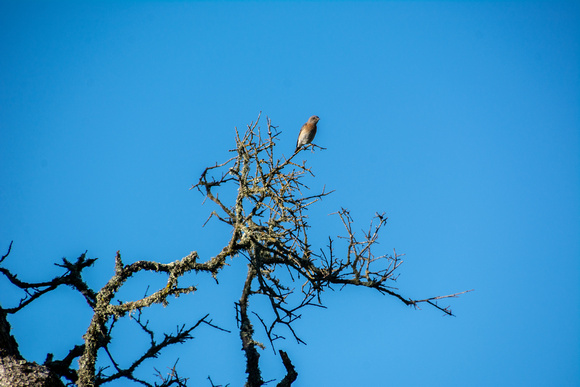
[192,114,471,386]
[96,311,228,386]
[0,249,98,313]
[153,360,189,387]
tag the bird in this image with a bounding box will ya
[295,115,320,152]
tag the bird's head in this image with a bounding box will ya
[308,115,320,124]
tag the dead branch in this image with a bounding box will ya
[192,114,471,385]
[1,114,470,387]
[76,249,233,387]
[96,312,226,386]
[0,251,98,313]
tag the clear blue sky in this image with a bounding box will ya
[1,1,578,386]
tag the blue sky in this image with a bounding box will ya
[1,1,578,386]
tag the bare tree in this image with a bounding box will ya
[0,115,470,387]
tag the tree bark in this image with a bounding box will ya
[0,308,64,387]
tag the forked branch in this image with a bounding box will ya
[193,114,470,386]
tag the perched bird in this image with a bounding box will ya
[295,115,320,152]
